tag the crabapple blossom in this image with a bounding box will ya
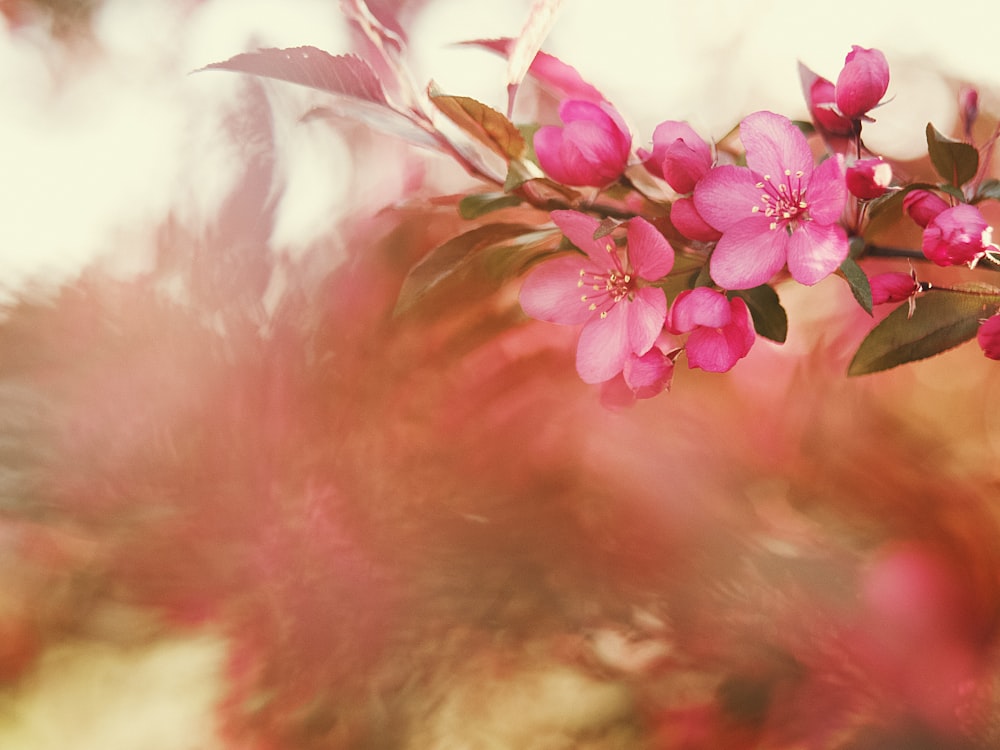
[667,288,754,373]
[639,120,713,194]
[921,203,993,267]
[869,271,920,305]
[903,189,949,228]
[519,210,674,384]
[533,99,631,187]
[693,111,849,290]
[835,45,890,120]
[846,157,892,200]
[977,313,1000,359]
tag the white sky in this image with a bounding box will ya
[2,0,999,293]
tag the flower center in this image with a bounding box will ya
[752,169,809,233]
[577,241,634,318]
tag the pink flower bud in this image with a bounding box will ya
[835,45,890,120]
[903,189,949,228]
[639,120,712,193]
[977,313,1000,359]
[869,271,919,305]
[807,75,855,136]
[534,100,631,188]
[959,86,979,137]
[921,203,992,267]
[846,157,892,199]
[670,196,722,243]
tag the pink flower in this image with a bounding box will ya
[670,197,722,242]
[921,204,993,267]
[519,210,675,383]
[693,111,849,290]
[835,46,890,120]
[846,157,892,200]
[903,189,949,228]
[977,313,1000,360]
[667,288,755,372]
[869,271,920,305]
[534,100,631,187]
[639,120,713,194]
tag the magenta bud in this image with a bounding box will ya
[869,272,919,305]
[846,157,892,200]
[534,99,632,187]
[903,189,949,228]
[959,86,979,136]
[835,46,890,120]
[640,120,712,193]
[977,313,1000,360]
[921,203,992,267]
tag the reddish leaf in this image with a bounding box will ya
[462,38,606,104]
[504,0,566,115]
[429,87,526,160]
[199,47,389,105]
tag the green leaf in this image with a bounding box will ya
[458,193,524,220]
[926,122,979,187]
[394,223,557,315]
[429,86,527,160]
[838,256,873,315]
[974,178,1000,202]
[848,288,1000,375]
[729,285,787,343]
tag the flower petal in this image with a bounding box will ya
[693,165,761,231]
[670,197,722,242]
[533,126,575,184]
[669,287,731,332]
[806,154,847,224]
[627,287,667,355]
[576,301,631,383]
[786,222,848,285]
[550,210,608,266]
[519,255,596,325]
[623,348,674,398]
[835,46,889,120]
[740,110,814,180]
[708,216,787,290]
[626,218,674,280]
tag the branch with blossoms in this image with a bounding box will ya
[200,0,1000,402]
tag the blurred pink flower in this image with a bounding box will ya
[846,157,892,200]
[639,120,713,194]
[667,287,754,372]
[835,46,890,120]
[921,203,993,266]
[519,210,674,383]
[977,313,1000,359]
[869,271,919,305]
[693,111,849,289]
[903,189,950,228]
[534,100,631,187]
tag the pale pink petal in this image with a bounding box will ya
[693,165,762,231]
[550,210,609,266]
[708,216,787,290]
[626,218,674,280]
[785,222,848,285]
[668,287,731,332]
[626,287,667,355]
[623,348,674,398]
[670,198,722,242]
[806,154,848,224]
[576,301,631,383]
[740,111,814,180]
[519,255,596,325]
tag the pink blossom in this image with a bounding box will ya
[921,203,993,266]
[846,157,892,200]
[835,46,890,120]
[639,120,713,193]
[977,313,1000,359]
[869,271,920,305]
[903,189,949,228]
[519,210,675,383]
[693,111,849,290]
[667,288,755,373]
[670,197,722,242]
[534,100,631,187]
[799,64,855,137]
